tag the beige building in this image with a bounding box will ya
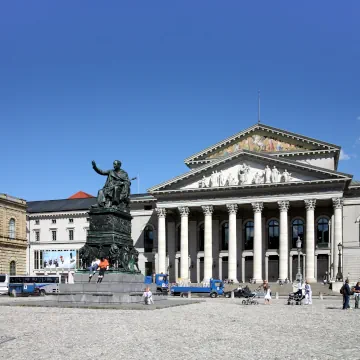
[0,194,27,275]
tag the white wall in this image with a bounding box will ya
[294,154,336,171]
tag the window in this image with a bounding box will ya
[10,261,16,276]
[52,231,57,241]
[244,221,254,250]
[35,231,40,242]
[86,218,90,222]
[144,205,152,210]
[144,225,154,252]
[292,219,304,248]
[69,229,74,241]
[268,220,279,249]
[52,219,56,224]
[34,251,39,269]
[9,218,15,239]
[176,225,181,252]
[221,222,229,251]
[35,220,40,225]
[69,218,74,223]
[198,224,204,251]
[317,217,329,248]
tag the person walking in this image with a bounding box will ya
[97,257,109,283]
[304,279,312,305]
[342,278,351,310]
[352,281,360,309]
[264,281,271,304]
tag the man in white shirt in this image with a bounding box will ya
[88,259,100,282]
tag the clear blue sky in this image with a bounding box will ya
[1,1,359,201]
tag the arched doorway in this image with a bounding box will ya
[10,261,16,276]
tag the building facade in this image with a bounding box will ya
[0,194,27,275]
[27,123,360,283]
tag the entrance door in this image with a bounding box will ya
[245,256,253,282]
[317,255,328,282]
[145,262,153,276]
[268,255,279,282]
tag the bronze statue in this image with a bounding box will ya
[92,160,131,211]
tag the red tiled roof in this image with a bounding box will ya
[68,191,94,199]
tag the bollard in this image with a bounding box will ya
[188,291,191,299]
[276,292,279,300]
[319,292,323,300]
[231,291,235,299]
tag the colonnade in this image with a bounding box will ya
[155,198,343,283]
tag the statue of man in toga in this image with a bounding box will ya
[91,160,131,211]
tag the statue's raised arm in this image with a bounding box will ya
[92,160,110,176]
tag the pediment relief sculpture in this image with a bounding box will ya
[198,163,293,189]
[206,134,305,159]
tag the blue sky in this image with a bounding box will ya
[0,1,359,201]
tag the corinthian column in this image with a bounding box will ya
[202,205,214,283]
[304,199,316,283]
[332,198,343,280]
[226,204,238,283]
[278,200,290,281]
[156,208,167,274]
[252,202,263,282]
[178,206,190,282]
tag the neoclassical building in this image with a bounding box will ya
[130,123,360,284]
[26,123,360,284]
[0,193,27,275]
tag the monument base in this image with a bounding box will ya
[79,207,140,273]
[47,273,166,304]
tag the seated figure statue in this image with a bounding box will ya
[91,160,131,211]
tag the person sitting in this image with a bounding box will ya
[88,258,100,282]
[143,287,154,305]
[97,257,109,283]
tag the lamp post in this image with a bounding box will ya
[296,236,302,283]
[336,242,343,281]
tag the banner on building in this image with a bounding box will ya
[43,250,76,269]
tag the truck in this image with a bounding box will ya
[170,279,224,298]
[144,273,169,293]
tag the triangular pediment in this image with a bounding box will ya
[184,123,340,166]
[149,150,350,192]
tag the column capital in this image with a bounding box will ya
[202,205,214,216]
[332,197,343,209]
[251,202,263,213]
[304,199,316,211]
[155,208,166,218]
[278,200,290,212]
[178,206,190,217]
[226,203,238,214]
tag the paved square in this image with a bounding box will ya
[0,298,359,359]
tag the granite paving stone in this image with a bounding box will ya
[0,297,359,360]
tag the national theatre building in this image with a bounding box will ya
[27,123,360,284]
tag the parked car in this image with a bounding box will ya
[224,286,253,298]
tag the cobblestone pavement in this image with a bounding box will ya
[0,297,359,360]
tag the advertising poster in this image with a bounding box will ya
[43,250,76,269]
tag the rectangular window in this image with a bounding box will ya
[35,220,40,225]
[52,219,56,224]
[40,251,43,269]
[52,231,57,241]
[69,218,74,223]
[69,229,74,241]
[35,231,40,242]
[34,251,39,269]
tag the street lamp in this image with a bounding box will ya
[336,242,343,281]
[296,236,302,283]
